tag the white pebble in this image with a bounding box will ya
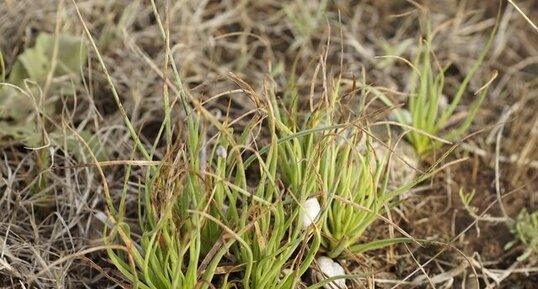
[302,198,321,228]
[316,256,347,289]
[216,145,227,159]
[388,109,412,125]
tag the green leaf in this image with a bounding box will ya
[0,120,36,144]
[349,237,417,255]
[9,33,87,85]
[0,32,87,142]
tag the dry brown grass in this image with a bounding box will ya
[0,0,537,288]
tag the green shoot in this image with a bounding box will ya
[506,209,538,261]
[459,188,478,214]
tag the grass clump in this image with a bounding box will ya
[104,83,322,288]
[269,73,416,259]
[105,113,210,289]
[379,20,497,156]
[103,66,417,288]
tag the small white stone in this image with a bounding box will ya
[216,145,227,159]
[316,256,347,289]
[302,198,321,228]
[401,109,412,124]
[388,109,412,125]
[438,95,448,111]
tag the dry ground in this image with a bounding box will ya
[0,0,537,288]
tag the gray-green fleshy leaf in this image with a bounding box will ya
[8,33,87,85]
[0,120,37,143]
[0,32,87,142]
[50,129,109,162]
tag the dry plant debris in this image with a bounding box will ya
[0,0,537,288]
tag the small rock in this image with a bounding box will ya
[315,256,347,289]
[302,198,321,228]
